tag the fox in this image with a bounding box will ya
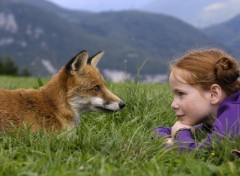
[0,50,125,132]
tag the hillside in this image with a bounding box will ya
[0,0,238,77]
[76,10,239,74]
[203,14,240,50]
[0,1,101,76]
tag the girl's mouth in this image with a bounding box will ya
[176,114,184,118]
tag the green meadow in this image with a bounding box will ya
[0,76,239,176]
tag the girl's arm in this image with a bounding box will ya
[153,123,212,150]
[172,123,212,151]
[153,126,171,139]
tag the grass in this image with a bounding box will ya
[0,76,239,176]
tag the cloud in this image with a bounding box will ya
[197,0,240,27]
[47,0,240,27]
[203,3,225,12]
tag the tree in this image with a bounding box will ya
[0,56,31,76]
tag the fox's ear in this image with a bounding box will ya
[65,50,88,74]
[87,51,104,67]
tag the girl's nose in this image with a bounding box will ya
[171,100,179,110]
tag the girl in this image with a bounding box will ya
[154,48,240,150]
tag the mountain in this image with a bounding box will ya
[203,14,240,50]
[7,0,93,22]
[75,11,240,74]
[0,0,101,76]
[0,0,239,77]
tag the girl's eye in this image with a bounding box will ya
[93,85,100,91]
[178,91,185,96]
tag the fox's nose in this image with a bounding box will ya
[119,101,125,109]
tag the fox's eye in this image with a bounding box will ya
[93,85,100,92]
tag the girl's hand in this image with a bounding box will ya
[171,121,193,138]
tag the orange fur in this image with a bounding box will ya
[0,51,124,132]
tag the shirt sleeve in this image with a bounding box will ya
[153,126,171,139]
[174,129,212,151]
[153,125,212,150]
[174,129,198,150]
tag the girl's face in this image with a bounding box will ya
[169,71,214,125]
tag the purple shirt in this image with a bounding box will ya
[154,90,240,150]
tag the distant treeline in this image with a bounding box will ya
[0,57,31,76]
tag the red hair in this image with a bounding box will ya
[170,49,240,95]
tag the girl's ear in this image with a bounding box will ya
[210,84,225,105]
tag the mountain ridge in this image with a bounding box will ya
[203,14,240,50]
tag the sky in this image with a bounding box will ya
[46,0,240,28]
